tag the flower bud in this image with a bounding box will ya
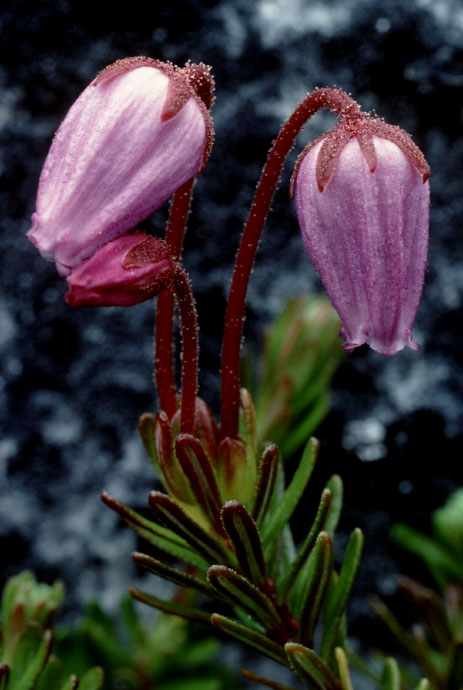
[28,57,213,275]
[65,232,175,307]
[294,119,430,356]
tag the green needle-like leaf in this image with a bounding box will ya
[277,524,297,586]
[139,412,164,481]
[411,626,441,690]
[298,532,334,648]
[252,445,280,527]
[285,642,338,690]
[320,528,363,664]
[262,438,319,548]
[76,667,104,690]
[9,626,52,690]
[119,594,140,647]
[368,595,415,656]
[281,395,329,459]
[58,676,79,690]
[211,613,287,665]
[344,644,382,685]
[398,577,452,650]
[35,656,62,690]
[154,411,195,502]
[1,575,24,637]
[175,434,224,534]
[324,475,343,536]
[130,587,211,624]
[0,666,9,690]
[279,488,333,601]
[72,603,132,668]
[221,501,267,587]
[290,366,332,417]
[100,492,172,540]
[208,566,282,635]
[132,551,217,597]
[381,658,401,690]
[433,488,463,561]
[240,388,259,491]
[148,492,234,565]
[414,680,430,690]
[391,523,462,588]
[335,647,353,690]
[101,491,208,569]
[135,524,208,570]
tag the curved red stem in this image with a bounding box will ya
[220,87,361,440]
[155,177,195,417]
[174,265,199,435]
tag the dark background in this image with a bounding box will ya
[0,0,462,671]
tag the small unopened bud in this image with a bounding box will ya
[65,233,175,307]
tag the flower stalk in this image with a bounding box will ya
[154,62,214,419]
[220,87,362,440]
[155,177,196,418]
[173,264,199,435]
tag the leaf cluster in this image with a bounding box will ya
[0,572,102,690]
[371,488,463,690]
[104,433,367,689]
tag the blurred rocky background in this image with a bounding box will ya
[0,0,462,670]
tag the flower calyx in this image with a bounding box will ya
[292,111,430,194]
[65,233,176,308]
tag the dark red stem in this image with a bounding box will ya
[173,264,199,435]
[220,87,361,440]
[155,177,195,417]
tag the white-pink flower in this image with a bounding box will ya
[28,58,212,276]
[294,123,430,356]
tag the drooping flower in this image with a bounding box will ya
[65,232,175,307]
[27,57,213,276]
[293,115,430,356]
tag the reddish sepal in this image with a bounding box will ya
[180,61,215,110]
[161,72,194,122]
[316,127,354,192]
[122,235,174,269]
[367,118,430,182]
[356,129,377,172]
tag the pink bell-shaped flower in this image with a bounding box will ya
[65,232,175,307]
[293,116,430,356]
[28,57,213,276]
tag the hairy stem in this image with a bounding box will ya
[155,177,195,417]
[220,87,360,439]
[174,264,199,435]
